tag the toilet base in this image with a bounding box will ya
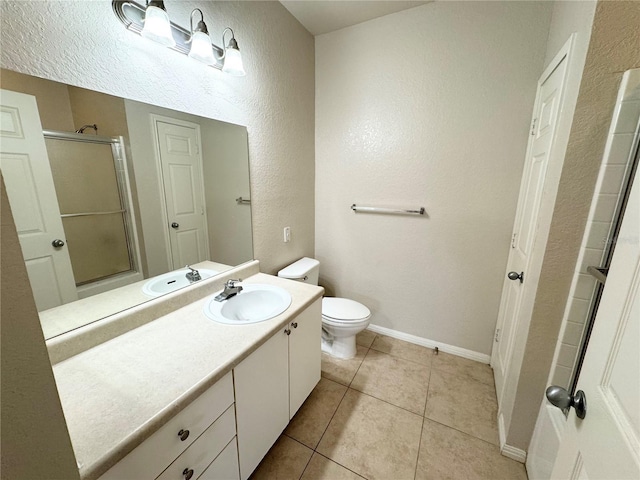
[321,334,357,359]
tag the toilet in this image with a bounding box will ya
[278,257,371,359]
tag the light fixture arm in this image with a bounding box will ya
[220,27,237,60]
[189,8,208,36]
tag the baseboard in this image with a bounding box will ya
[498,411,527,463]
[366,324,491,364]
[502,444,527,463]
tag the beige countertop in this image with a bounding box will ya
[40,261,233,340]
[52,272,323,480]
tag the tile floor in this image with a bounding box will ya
[250,331,528,480]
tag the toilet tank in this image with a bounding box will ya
[277,257,320,285]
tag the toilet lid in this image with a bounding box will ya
[322,297,370,321]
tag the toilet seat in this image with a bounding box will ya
[322,297,371,323]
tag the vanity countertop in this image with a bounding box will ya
[51,273,323,480]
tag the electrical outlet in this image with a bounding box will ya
[283,226,291,243]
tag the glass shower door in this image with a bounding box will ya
[44,134,134,285]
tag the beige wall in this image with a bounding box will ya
[315,1,552,356]
[508,0,640,450]
[0,68,74,131]
[0,178,79,479]
[68,86,129,138]
[0,0,315,277]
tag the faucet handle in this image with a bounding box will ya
[186,264,197,273]
[226,278,242,287]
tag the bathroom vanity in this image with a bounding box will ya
[48,261,323,480]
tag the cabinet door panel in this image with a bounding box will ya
[200,439,240,480]
[289,299,322,417]
[234,330,289,480]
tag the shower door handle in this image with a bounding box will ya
[52,239,65,248]
[171,222,179,229]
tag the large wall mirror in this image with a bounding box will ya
[0,69,253,339]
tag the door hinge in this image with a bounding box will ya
[511,233,517,249]
[530,118,537,136]
[494,328,501,343]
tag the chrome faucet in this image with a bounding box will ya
[214,279,243,302]
[185,265,201,283]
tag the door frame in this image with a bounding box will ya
[150,114,208,270]
[490,34,575,459]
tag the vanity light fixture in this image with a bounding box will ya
[140,0,175,47]
[112,0,246,75]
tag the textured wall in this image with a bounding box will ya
[0,0,315,276]
[0,178,80,479]
[509,0,640,450]
[315,1,552,355]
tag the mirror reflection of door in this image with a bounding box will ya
[0,89,77,310]
[153,117,209,269]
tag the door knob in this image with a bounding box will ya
[171,222,179,229]
[508,271,524,283]
[546,385,587,419]
[51,239,65,248]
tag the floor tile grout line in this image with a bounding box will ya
[431,365,496,388]
[369,344,435,368]
[346,345,371,388]
[415,360,435,480]
[311,377,351,452]
[314,451,369,479]
[423,416,501,449]
[296,446,315,480]
[346,387,425,418]
[413,417,427,480]
[422,352,435,417]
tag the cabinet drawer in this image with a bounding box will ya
[157,405,236,480]
[199,439,240,480]
[100,372,234,480]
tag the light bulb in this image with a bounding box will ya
[141,5,175,47]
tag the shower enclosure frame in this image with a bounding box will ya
[43,130,144,298]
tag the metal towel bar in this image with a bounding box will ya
[61,210,126,218]
[351,204,426,216]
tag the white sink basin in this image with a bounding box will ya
[204,284,292,324]
[142,268,218,297]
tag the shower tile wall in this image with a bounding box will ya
[552,69,640,389]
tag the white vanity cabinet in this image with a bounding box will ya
[234,299,321,480]
[99,372,237,480]
[288,299,322,417]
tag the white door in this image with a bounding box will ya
[550,164,640,479]
[155,119,209,269]
[492,52,569,401]
[0,89,77,310]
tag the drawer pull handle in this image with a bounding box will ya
[183,468,194,480]
[291,322,298,328]
[284,328,291,336]
[178,429,190,441]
